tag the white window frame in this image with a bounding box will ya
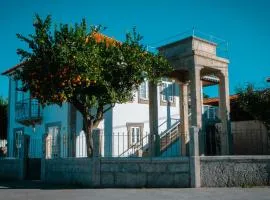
[48,126,60,158]
[127,123,144,148]
[130,126,141,145]
[139,81,149,100]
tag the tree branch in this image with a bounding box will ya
[103,103,115,114]
[71,97,85,116]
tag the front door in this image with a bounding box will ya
[25,135,41,180]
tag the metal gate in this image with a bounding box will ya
[24,136,41,180]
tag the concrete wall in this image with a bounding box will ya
[231,120,269,155]
[200,156,270,187]
[0,158,24,180]
[42,157,190,188]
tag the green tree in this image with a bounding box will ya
[14,15,172,157]
[237,84,270,130]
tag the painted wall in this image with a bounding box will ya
[8,78,181,158]
[110,84,180,156]
[8,78,68,158]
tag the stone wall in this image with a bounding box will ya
[42,158,93,186]
[0,158,24,180]
[100,157,190,188]
[200,156,270,187]
[42,157,190,188]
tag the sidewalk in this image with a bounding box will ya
[0,181,269,200]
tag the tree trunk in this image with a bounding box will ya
[84,118,102,157]
[85,119,94,157]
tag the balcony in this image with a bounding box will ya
[203,105,219,122]
[15,98,42,126]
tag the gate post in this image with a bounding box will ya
[92,128,101,187]
[41,134,47,182]
[189,126,201,188]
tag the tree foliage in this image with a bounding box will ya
[14,14,172,156]
[237,84,270,130]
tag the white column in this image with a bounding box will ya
[218,69,231,155]
[148,81,159,156]
[179,82,189,156]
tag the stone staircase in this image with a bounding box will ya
[119,120,181,157]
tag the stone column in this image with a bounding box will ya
[179,82,189,156]
[190,67,202,128]
[218,70,231,155]
[189,126,201,187]
[189,66,204,155]
[148,81,160,157]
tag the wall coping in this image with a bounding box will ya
[200,155,270,161]
[44,157,92,161]
[101,157,190,163]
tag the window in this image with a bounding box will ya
[45,122,61,159]
[161,81,174,103]
[131,127,141,145]
[126,123,144,147]
[139,81,149,101]
[13,128,24,158]
[48,126,60,158]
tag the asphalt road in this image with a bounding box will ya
[0,181,270,200]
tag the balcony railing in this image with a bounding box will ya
[203,105,219,121]
[15,98,42,126]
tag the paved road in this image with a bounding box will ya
[0,181,269,200]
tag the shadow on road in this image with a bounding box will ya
[0,180,87,190]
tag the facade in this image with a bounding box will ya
[3,74,182,158]
[2,35,231,160]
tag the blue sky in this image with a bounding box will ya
[0,0,270,98]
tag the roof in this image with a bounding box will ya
[1,32,120,76]
[1,62,25,75]
[203,94,238,105]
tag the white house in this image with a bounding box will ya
[2,35,227,159]
[2,63,184,158]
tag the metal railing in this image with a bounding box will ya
[42,130,186,159]
[148,28,229,59]
[6,127,270,159]
[203,105,219,121]
[15,98,42,123]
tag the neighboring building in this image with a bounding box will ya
[204,95,270,155]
